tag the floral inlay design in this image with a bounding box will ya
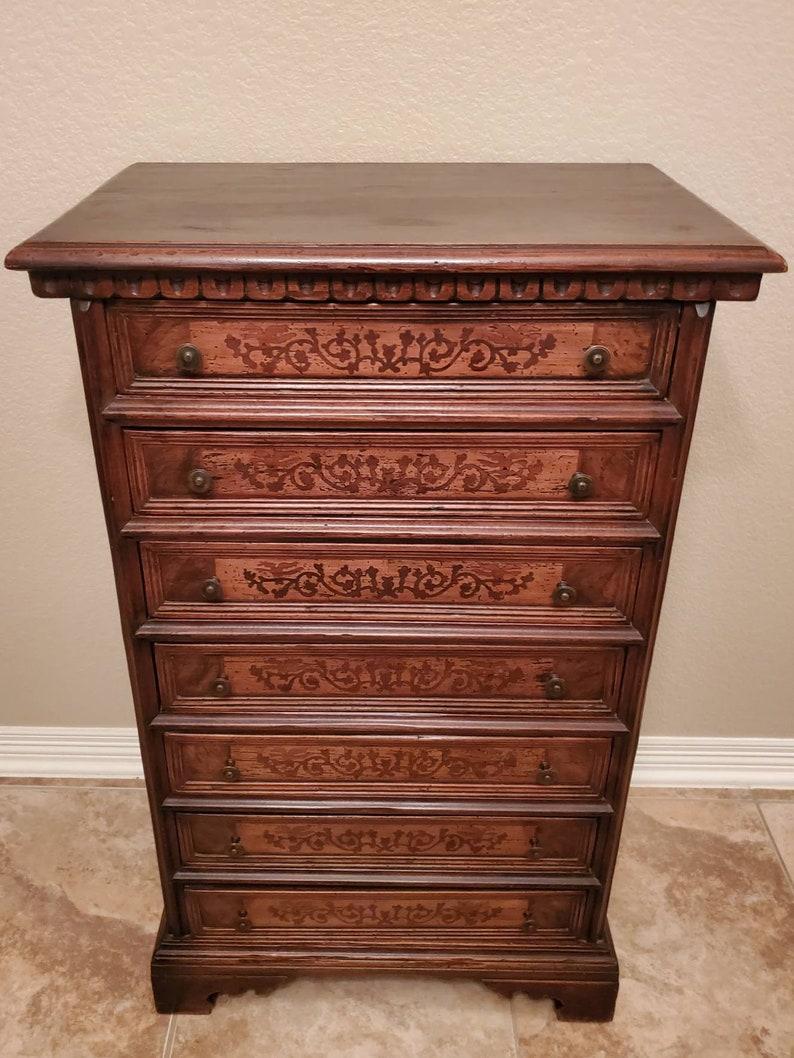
[230,450,549,497]
[247,746,524,782]
[223,323,558,377]
[256,825,513,856]
[265,900,505,928]
[243,656,532,698]
[239,561,536,603]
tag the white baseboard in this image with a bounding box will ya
[0,727,792,788]
[0,727,144,780]
[630,736,794,788]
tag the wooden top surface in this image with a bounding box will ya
[5,163,785,274]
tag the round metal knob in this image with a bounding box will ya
[221,757,240,782]
[583,345,610,376]
[236,908,252,932]
[201,577,223,602]
[537,759,556,784]
[187,467,213,495]
[228,835,245,858]
[544,674,567,700]
[552,582,578,607]
[176,344,202,375]
[210,675,231,697]
[568,471,594,499]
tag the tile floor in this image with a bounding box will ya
[1,781,792,1058]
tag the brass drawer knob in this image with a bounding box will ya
[201,577,223,602]
[544,674,567,700]
[537,759,556,784]
[568,471,594,499]
[552,581,578,607]
[221,757,240,782]
[236,908,252,932]
[583,345,610,376]
[210,675,231,697]
[187,467,213,495]
[176,343,202,374]
[228,835,246,858]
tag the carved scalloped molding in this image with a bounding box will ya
[28,270,762,302]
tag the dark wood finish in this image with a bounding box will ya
[182,886,591,947]
[5,163,785,275]
[125,429,660,520]
[6,163,784,1022]
[140,542,641,624]
[175,811,600,874]
[163,732,615,800]
[155,642,625,718]
[109,301,677,388]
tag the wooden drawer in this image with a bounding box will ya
[182,886,592,949]
[163,733,613,799]
[141,542,642,624]
[125,429,659,519]
[108,302,677,394]
[175,812,600,874]
[155,643,626,718]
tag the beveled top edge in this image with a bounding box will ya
[5,241,787,274]
[5,163,787,275]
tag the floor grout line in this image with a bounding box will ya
[752,801,794,893]
[161,1013,178,1058]
[508,996,521,1058]
[0,782,145,790]
[749,787,794,803]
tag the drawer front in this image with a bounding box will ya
[126,429,659,519]
[156,643,625,717]
[142,542,641,623]
[109,302,676,393]
[182,886,591,949]
[176,812,600,873]
[164,733,613,799]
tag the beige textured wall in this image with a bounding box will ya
[1,0,792,736]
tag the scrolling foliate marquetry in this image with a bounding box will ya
[145,543,639,620]
[189,888,585,937]
[251,823,518,857]
[128,316,654,380]
[223,321,561,378]
[159,644,616,705]
[232,655,544,699]
[177,813,598,868]
[264,900,506,929]
[227,449,562,498]
[130,431,655,512]
[240,746,522,782]
[168,735,611,796]
[218,558,561,605]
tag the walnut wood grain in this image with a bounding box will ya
[5,163,785,275]
[104,393,683,431]
[163,732,614,800]
[182,886,590,948]
[140,542,642,625]
[125,429,660,520]
[175,812,599,874]
[6,162,784,1022]
[109,302,676,389]
[22,269,771,304]
[155,642,624,718]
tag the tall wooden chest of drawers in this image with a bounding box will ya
[6,163,784,1021]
